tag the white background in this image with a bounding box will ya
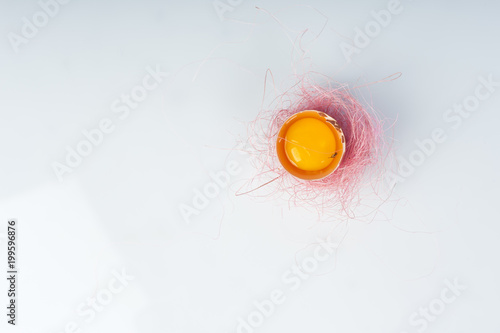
[1,0,499,332]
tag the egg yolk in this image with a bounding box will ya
[284,118,337,171]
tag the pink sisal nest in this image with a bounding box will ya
[239,79,390,218]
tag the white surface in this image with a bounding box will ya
[1,0,499,332]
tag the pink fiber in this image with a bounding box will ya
[239,79,391,218]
